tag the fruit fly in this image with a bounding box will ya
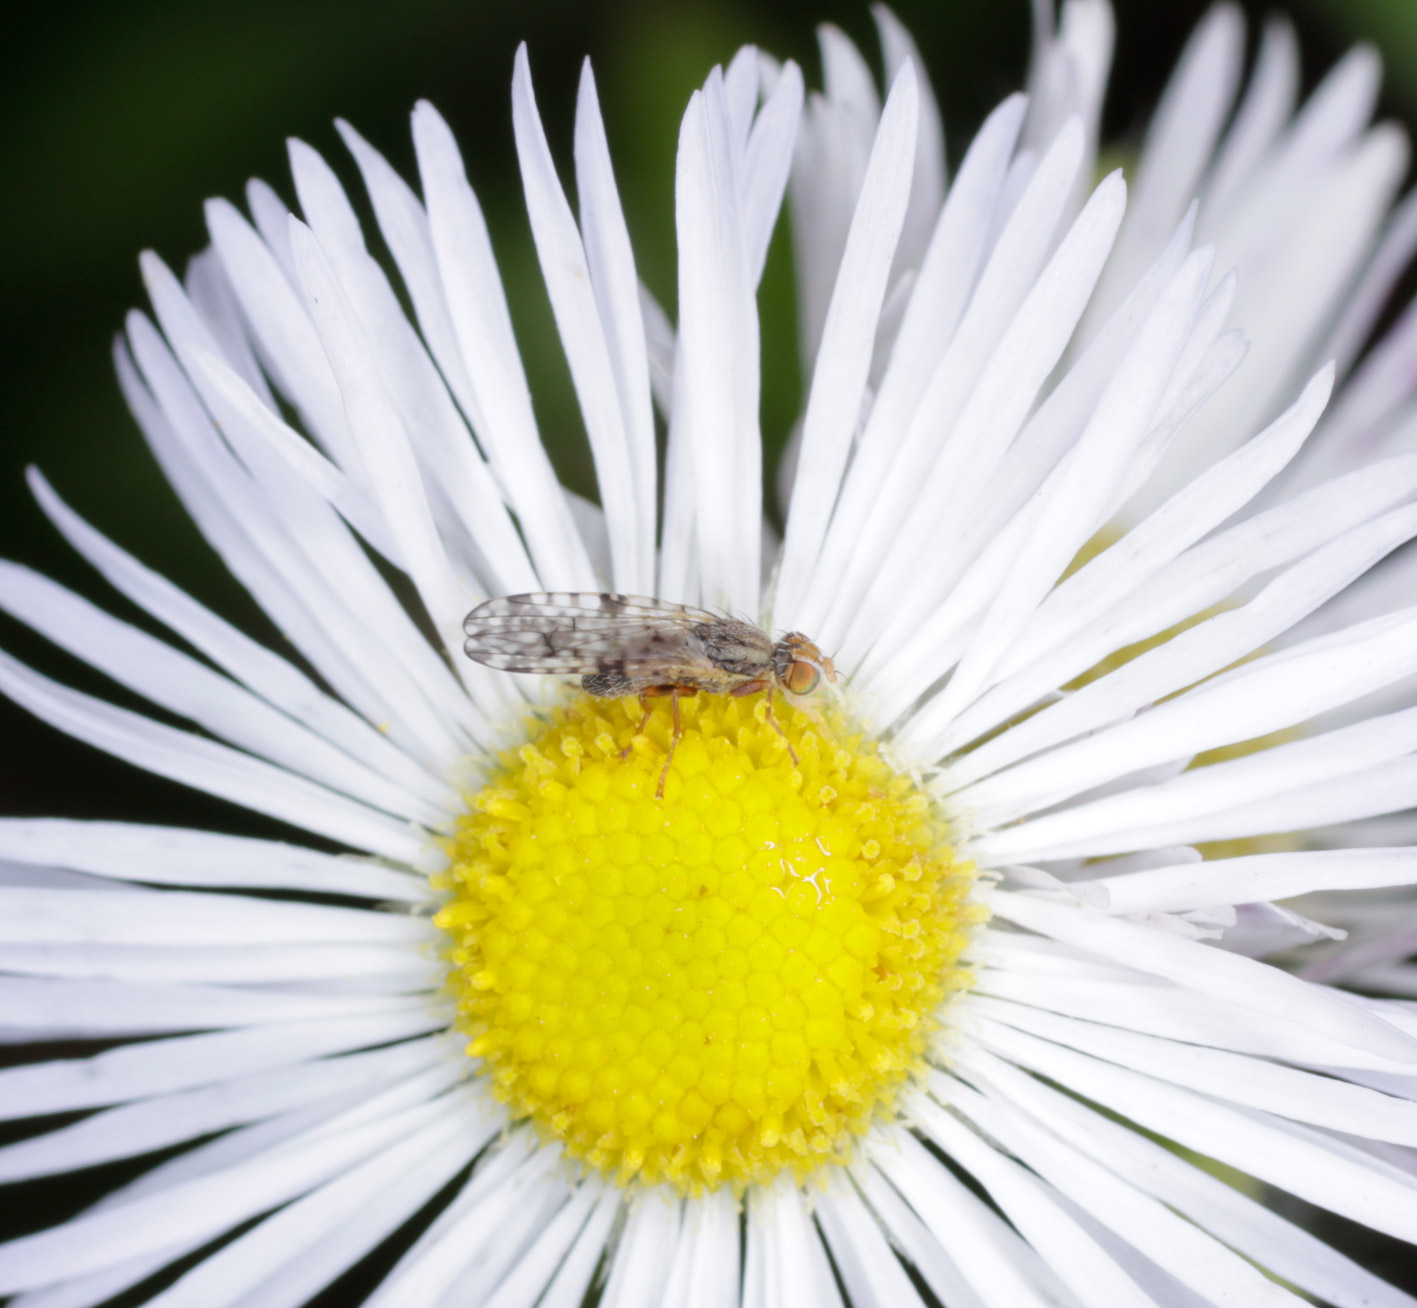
[462,592,838,797]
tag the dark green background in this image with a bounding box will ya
[2,0,1416,1300]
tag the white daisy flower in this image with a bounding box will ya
[4,5,1417,1307]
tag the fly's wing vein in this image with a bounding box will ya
[464,614,714,679]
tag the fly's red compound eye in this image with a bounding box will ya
[783,661,821,695]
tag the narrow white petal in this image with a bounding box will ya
[975,995,1417,1144]
[928,245,1213,727]
[286,138,538,600]
[0,649,428,862]
[961,1043,1417,1308]
[812,117,1091,652]
[534,1186,621,1308]
[482,1178,610,1308]
[996,366,1326,690]
[158,1107,487,1308]
[205,199,360,476]
[183,246,277,409]
[287,219,492,713]
[960,498,1417,811]
[1202,17,1299,223]
[868,1128,1057,1308]
[776,62,918,620]
[743,1179,843,1308]
[1089,4,1243,326]
[0,1039,446,1183]
[513,48,648,594]
[601,1192,683,1308]
[936,1069,1306,1307]
[740,60,803,285]
[855,1160,988,1308]
[815,1183,926,1308]
[980,888,1417,1062]
[413,100,595,589]
[1095,848,1417,914]
[28,471,446,807]
[0,564,444,824]
[909,1094,1158,1308]
[967,604,1417,830]
[0,1012,439,1122]
[836,150,1123,669]
[366,1140,568,1308]
[0,819,428,899]
[973,1019,1417,1243]
[0,1089,460,1294]
[874,7,947,272]
[676,80,761,612]
[0,976,431,1039]
[661,1190,740,1308]
[122,300,470,766]
[0,887,432,947]
[574,62,659,582]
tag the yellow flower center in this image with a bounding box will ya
[435,691,979,1192]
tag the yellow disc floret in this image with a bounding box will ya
[435,691,979,1192]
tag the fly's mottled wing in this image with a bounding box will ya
[462,592,721,681]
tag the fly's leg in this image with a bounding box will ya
[764,684,799,766]
[656,688,687,800]
[729,679,798,766]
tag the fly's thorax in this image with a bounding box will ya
[696,620,777,679]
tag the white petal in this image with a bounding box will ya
[854,1159,988,1308]
[815,1182,926,1308]
[574,63,659,583]
[834,148,1122,669]
[1094,847,1417,914]
[675,78,761,613]
[1087,4,1243,327]
[601,1191,683,1308]
[28,471,446,808]
[0,976,432,1039]
[776,62,918,620]
[481,1178,611,1308]
[874,7,947,273]
[1202,17,1299,223]
[412,100,595,589]
[0,648,428,861]
[512,49,650,594]
[0,1038,447,1183]
[972,1018,1417,1243]
[867,1127,1058,1308]
[936,1068,1307,1307]
[286,219,495,714]
[910,1090,1162,1308]
[0,1087,464,1294]
[178,1115,496,1308]
[205,199,359,477]
[975,995,1417,1144]
[979,888,1417,1063]
[969,1042,1417,1308]
[0,563,444,825]
[796,91,1026,639]
[0,819,427,900]
[286,138,538,600]
[967,604,1417,832]
[0,886,432,947]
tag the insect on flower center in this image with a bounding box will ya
[436,692,981,1192]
